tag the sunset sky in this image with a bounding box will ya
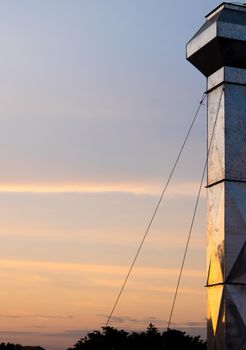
[0,1,222,349]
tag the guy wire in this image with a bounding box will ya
[162,87,224,349]
[105,92,207,327]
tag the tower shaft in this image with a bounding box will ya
[187,3,246,349]
[207,67,246,349]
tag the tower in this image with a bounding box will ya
[187,3,246,350]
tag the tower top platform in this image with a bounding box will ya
[186,2,246,77]
[206,3,246,20]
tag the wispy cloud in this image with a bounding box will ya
[0,329,85,339]
[97,314,206,330]
[184,321,206,327]
[0,258,204,278]
[98,314,169,326]
[0,314,22,319]
[0,323,206,338]
[0,314,74,320]
[0,181,206,197]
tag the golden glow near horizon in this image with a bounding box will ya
[0,258,206,335]
[0,183,207,350]
[0,178,207,350]
[0,181,205,197]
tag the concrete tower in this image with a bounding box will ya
[187,3,246,350]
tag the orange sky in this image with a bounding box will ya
[0,0,220,349]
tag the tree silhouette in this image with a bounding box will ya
[0,345,45,350]
[0,344,22,350]
[68,324,206,350]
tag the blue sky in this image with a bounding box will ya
[0,1,223,349]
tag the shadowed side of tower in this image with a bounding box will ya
[187,3,246,350]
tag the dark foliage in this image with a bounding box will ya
[0,344,22,350]
[68,323,206,350]
[0,345,45,350]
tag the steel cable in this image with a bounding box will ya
[105,92,207,327]
[162,87,224,349]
